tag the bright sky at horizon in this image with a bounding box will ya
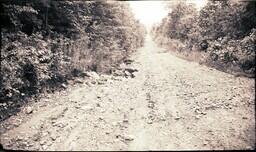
[128,1,168,28]
[128,0,208,29]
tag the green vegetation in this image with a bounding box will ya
[151,0,255,77]
[0,1,146,112]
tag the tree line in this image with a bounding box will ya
[151,0,255,77]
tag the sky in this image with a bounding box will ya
[128,0,208,29]
[128,1,168,29]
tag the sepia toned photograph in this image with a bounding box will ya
[0,0,255,151]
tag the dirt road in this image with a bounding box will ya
[0,35,255,150]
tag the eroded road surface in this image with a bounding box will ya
[0,36,255,150]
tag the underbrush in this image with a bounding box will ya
[0,1,146,121]
[151,0,255,78]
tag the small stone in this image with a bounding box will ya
[147,120,153,124]
[42,132,48,137]
[99,116,104,120]
[107,79,114,83]
[40,140,45,145]
[26,106,33,114]
[42,145,48,150]
[85,81,92,86]
[88,71,100,79]
[124,134,134,141]
[123,119,129,123]
[160,117,166,121]
[174,116,180,120]
[245,146,252,150]
[201,111,207,115]
[61,83,67,89]
[124,68,138,73]
[124,71,131,77]
[195,109,201,114]
[100,109,105,113]
[74,79,83,84]
[112,122,118,126]
[96,103,101,107]
[91,80,97,84]
[50,134,57,141]
[97,80,104,85]
[148,103,154,108]
[242,116,248,119]
[175,112,181,120]
[0,103,7,107]
[195,115,200,119]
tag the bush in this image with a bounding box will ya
[151,0,255,77]
[0,1,146,104]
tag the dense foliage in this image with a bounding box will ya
[0,1,146,104]
[151,0,255,77]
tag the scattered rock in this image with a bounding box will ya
[123,119,129,123]
[42,145,48,150]
[91,80,97,84]
[174,112,181,120]
[124,59,134,65]
[147,120,153,124]
[100,109,105,113]
[74,78,84,84]
[123,134,134,141]
[26,106,33,114]
[245,146,253,150]
[105,131,111,135]
[50,134,57,141]
[40,140,45,145]
[107,79,114,83]
[97,80,105,85]
[85,81,92,86]
[124,71,131,77]
[203,140,208,145]
[0,103,7,107]
[195,115,200,119]
[113,70,124,76]
[111,76,123,81]
[124,68,138,73]
[85,71,100,79]
[160,117,166,121]
[201,111,207,115]
[42,132,48,137]
[174,116,181,120]
[33,133,40,141]
[96,103,101,107]
[148,102,154,109]
[61,83,67,89]
[194,109,201,114]
[112,122,118,126]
